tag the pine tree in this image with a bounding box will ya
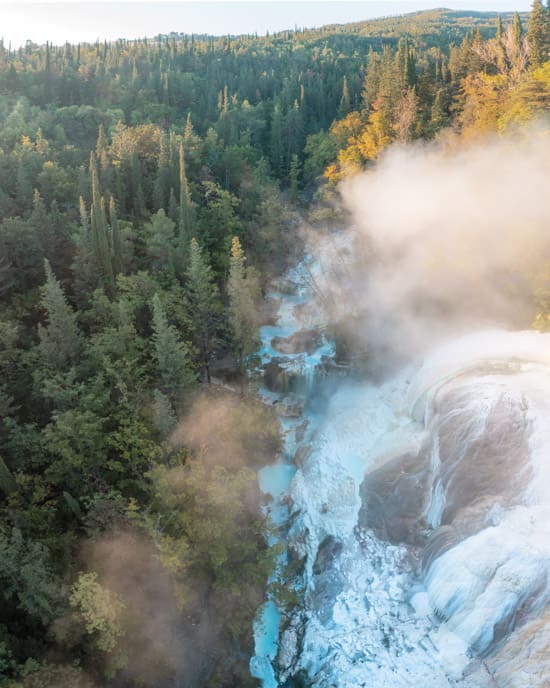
[495,16,507,72]
[527,0,550,67]
[89,153,115,294]
[151,294,194,407]
[38,260,81,370]
[178,141,195,261]
[404,41,417,87]
[109,196,122,276]
[96,124,112,194]
[71,196,99,305]
[362,48,381,112]
[497,15,504,42]
[0,455,17,496]
[186,238,221,383]
[145,209,177,280]
[509,12,529,79]
[227,236,260,393]
[289,154,301,201]
[513,12,524,48]
[31,189,52,260]
[152,389,177,437]
[269,101,284,176]
[338,76,351,117]
[430,88,448,133]
[0,256,14,298]
[95,124,107,160]
[183,112,201,170]
[168,187,178,225]
[154,132,170,211]
[285,100,305,174]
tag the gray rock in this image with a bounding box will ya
[313,536,343,575]
[274,399,305,418]
[359,449,431,546]
[277,614,306,681]
[272,329,323,355]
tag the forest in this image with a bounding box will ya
[0,4,549,687]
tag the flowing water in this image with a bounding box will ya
[250,235,550,688]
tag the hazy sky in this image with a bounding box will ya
[1,1,532,48]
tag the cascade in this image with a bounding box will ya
[251,237,550,688]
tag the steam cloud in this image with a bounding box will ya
[323,126,550,369]
[80,532,184,685]
[65,391,280,688]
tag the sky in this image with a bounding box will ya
[1,0,532,48]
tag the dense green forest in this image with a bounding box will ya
[0,5,548,687]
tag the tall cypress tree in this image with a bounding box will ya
[527,0,550,67]
[513,12,524,49]
[496,15,504,41]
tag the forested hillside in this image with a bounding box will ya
[0,5,548,687]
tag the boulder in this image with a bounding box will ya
[272,328,323,355]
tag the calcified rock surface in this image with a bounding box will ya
[252,241,550,688]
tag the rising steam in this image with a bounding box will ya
[318,126,550,369]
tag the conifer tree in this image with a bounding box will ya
[108,196,122,276]
[497,15,504,41]
[227,236,260,393]
[38,260,81,370]
[494,16,507,72]
[509,12,529,79]
[269,101,284,175]
[168,187,178,225]
[146,209,177,281]
[151,294,194,407]
[362,48,381,112]
[31,189,52,259]
[185,238,221,383]
[152,389,177,436]
[430,88,448,132]
[527,0,549,67]
[71,196,98,304]
[154,132,170,211]
[89,153,115,294]
[404,39,417,87]
[0,455,17,496]
[95,124,107,160]
[177,141,195,261]
[289,154,301,201]
[513,12,524,48]
[338,76,351,117]
[0,256,14,298]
